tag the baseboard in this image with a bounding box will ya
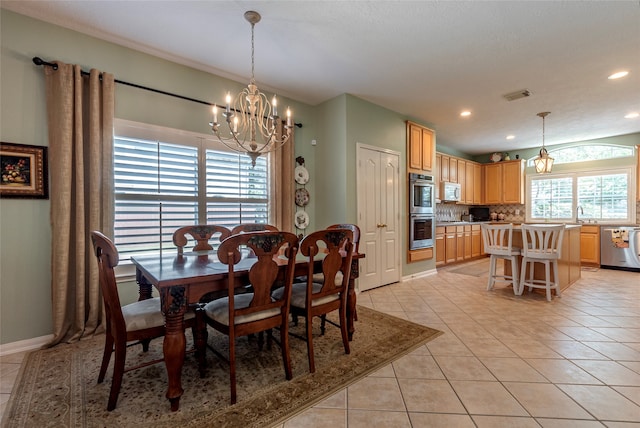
[0,334,53,356]
[402,268,438,281]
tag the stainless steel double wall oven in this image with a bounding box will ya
[409,173,435,250]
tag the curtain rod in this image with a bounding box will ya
[32,56,303,128]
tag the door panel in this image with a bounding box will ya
[357,145,401,292]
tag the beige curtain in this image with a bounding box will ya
[269,124,294,232]
[44,61,115,345]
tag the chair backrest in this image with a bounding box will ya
[481,223,516,256]
[230,223,279,235]
[173,225,232,255]
[521,224,565,260]
[327,223,360,253]
[217,231,299,320]
[300,228,354,299]
[90,231,126,335]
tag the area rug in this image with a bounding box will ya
[2,306,441,428]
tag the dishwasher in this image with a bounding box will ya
[600,226,640,271]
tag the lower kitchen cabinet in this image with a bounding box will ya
[580,225,600,266]
[435,227,446,266]
[445,226,457,264]
[436,223,486,267]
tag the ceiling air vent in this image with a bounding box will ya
[503,89,532,102]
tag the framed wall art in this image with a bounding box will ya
[0,142,49,199]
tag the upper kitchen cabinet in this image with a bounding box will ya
[483,159,525,204]
[637,145,640,201]
[407,121,435,173]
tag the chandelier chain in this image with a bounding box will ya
[250,21,255,84]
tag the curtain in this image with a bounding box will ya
[269,123,294,232]
[44,61,115,345]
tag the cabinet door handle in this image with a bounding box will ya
[377,223,387,228]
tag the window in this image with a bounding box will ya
[527,168,635,224]
[527,144,634,167]
[113,120,269,264]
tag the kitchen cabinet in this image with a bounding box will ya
[637,145,640,201]
[407,121,435,173]
[457,160,466,202]
[445,226,457,264]
[456,226,465,261]
[483,159,525,204]
[440,154,450,183]
[464,161,474,205]
[473,163,483,204]
[435,154,441,200]
[471,224,482,257]
[449,157,458,183]
[436,223,487,267]
[463,225,472,259]
[580,225,600,266]
[435,226,445,266]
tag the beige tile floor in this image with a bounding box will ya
[1,258,639,427]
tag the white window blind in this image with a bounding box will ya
[528,168,634,223]
[113,121,269,263]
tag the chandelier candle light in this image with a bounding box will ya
[534,111,554,174]
[210,10,292,167]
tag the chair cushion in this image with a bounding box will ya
[295,271,344,285]
[121,297,195,332]
[273,282,340,309]
[203,293,280,326]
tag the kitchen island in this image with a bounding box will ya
[504,224,582,294]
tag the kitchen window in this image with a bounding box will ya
[527,167,635,224]
[113,119,269,267]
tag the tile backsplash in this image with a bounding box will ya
[437,201,640,224]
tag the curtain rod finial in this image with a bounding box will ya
[33,56,58,70]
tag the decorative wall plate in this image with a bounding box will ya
[490,152,503,163]
[295,210,310,229]
[294,165,309,184]
[295,188,310,207]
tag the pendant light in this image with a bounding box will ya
[534,111,554,174]
[210,11,292,167]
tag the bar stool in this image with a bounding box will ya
[519,224,565,301]
[481,223,521,294]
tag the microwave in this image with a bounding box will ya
[409,173,435,215]
[440,182,461,202]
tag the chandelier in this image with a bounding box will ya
[534,111,554,174]
[210,11,292,167]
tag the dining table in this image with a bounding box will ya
[131,248,364,411]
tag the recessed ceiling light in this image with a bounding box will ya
[625,112,639,119]
[506,135,515,140]
[460,111,471,117]
[608,71,629,79]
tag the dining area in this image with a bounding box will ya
[91,223,364,412]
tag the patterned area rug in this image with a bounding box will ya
[3,306,441,428]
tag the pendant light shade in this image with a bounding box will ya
[534,112,554,174]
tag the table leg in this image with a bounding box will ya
[161,287,187,411]
[347,259,359,341]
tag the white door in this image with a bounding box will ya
[356,144,401,291]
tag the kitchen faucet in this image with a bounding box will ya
[576,205,584,222]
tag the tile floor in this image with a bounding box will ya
[1,258,639,427]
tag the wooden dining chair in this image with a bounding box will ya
[90,231,198,411]
[230,223,279,235]
[172,224,232,255]
[201,231,299,404]
[274,228,354,373]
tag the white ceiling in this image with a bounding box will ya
[3,1,640,155]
